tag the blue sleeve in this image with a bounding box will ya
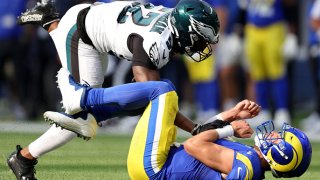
[227,162,249,180]
[226,152,253,180]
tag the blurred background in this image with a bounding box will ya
[0,0,319,140]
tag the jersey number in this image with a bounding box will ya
[118,3,160,26]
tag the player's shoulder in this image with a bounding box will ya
[142,15,173,69]
[226,149,263,180]
[227,152,254,180]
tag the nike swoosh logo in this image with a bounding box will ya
[237,167,242,178]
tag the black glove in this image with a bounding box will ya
[191,120,231,136]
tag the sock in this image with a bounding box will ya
[28,125,76,158]
[255,80,269,109]
[271,77,288,109]
[17,150,36,164]
[193,80,220,111]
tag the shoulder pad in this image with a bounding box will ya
[227,152,254,180]
[143,28,173,69]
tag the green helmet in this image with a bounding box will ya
[169,0,220,62]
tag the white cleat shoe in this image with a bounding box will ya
[57,68,85,114]
[274,109,291,129]
[44,111,98,140]
[248,110,272,129]
[300,112,320,141]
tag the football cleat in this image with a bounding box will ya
[57,68,87,115]
[17,0,60,30]
[274,109,291,129]
[7,145,38,180]
[44,111,98,140]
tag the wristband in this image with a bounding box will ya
[190,124,201,135]
[216,125,234,139]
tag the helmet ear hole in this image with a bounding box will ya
[186,7,194,12]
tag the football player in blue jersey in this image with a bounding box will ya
[7,0,221,179]
[244,0,296,128]
[47,67,311,179]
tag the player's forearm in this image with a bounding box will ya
[184,129,234,174]
[187,124,234,146]
[205,109,239,123]
[216,108,240,122]
[174,111,196,133]
[132,66,160,82]
[207,99,260,123]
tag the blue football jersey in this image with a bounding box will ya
[247,0,284,27]
[154,139,264,180]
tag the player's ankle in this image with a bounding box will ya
[20,148,36,161]
[47,21,59,32]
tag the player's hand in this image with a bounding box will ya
[231,120,253,138]
[232,99,261,120]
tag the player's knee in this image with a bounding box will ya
[150,81,177,100]
[160,79,176,91]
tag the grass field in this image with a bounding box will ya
[0,132,319,180]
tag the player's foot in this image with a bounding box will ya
[57,68,88,114]
[7,145,38,180]
[44,111,98,140]
[300,112,320,141]
[248,110,271,129]
[274,109,291,129]
[17,0,59,30]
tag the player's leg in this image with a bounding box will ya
[244,24,271,128]
[127,84,179,179]
[217,34,243,111]
[264,23,290,128]
[45,68,176,137]
[9,24,105,162]
[7,3,103,179]
[183,54,220,123]
[7,1,63,179]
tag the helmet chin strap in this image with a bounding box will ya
[271,168,281,178]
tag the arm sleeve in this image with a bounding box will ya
[127,34,157,70]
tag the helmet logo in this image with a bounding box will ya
[189,16,218,44]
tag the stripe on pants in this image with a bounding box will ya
[66,24,80,82]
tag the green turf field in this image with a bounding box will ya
[0,132,319,180]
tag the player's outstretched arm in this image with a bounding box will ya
[207,99,261,123]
